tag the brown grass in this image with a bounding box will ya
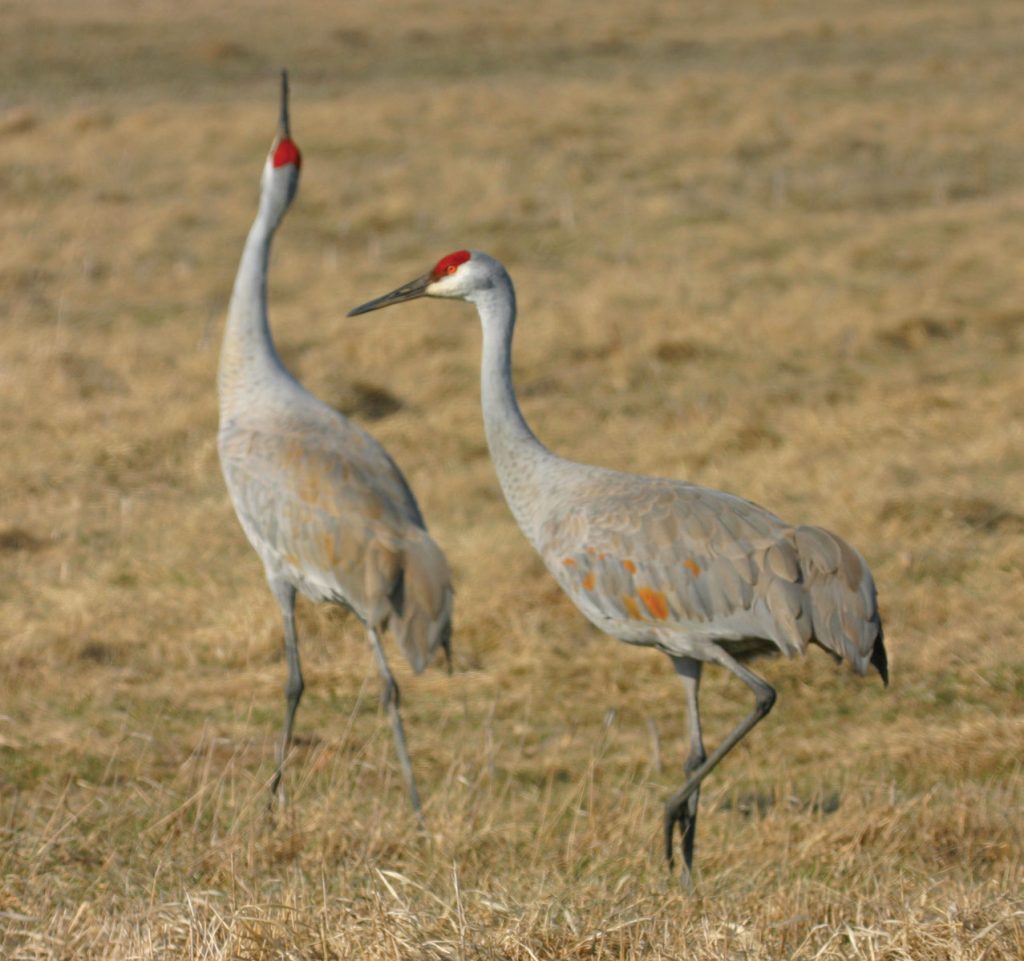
[1,0,1022,957]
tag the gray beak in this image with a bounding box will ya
[347,272,434,316]
[279,70,291,138]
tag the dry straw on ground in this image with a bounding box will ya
[1,0,1022,958]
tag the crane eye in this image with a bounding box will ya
[431,250,471,280]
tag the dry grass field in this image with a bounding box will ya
[2,0,1023,957]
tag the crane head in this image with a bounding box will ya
[271,70,301,170]
[348,250,505,316]
[260,70,302,215]
[272,69,299,169]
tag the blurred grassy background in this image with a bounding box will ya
[1,0,1022,957]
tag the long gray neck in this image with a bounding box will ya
[218,190,294,419]
[475,278,556,547]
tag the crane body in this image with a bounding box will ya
[349,250,886,882]
[218,74,452,816]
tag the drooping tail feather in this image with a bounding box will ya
[389,531,454,674]
[792,525,886,682]
[870,623,889,686]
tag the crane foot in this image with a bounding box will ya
[664,790,699,890]
[663,799,690,868]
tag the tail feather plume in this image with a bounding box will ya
[389,532,454,674]
[870,624,889,686]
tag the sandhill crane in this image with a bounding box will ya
[349,250,888,882]
[217,73,453,818]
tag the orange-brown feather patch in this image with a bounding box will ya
[299,469,321,504]
[638,587,670,620]
[684,559,701,577]
[582,572,596,591]
[562,557,577,567]
[622,559,637,573]
[622,595,643,619]
[319,531,337,567]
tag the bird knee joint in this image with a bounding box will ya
[381,678,400,709]
[684,751,706,776]
[756,685,776,716]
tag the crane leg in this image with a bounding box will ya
[269,580,302,805]
[666,656,705,889]
[663,648,776,883]
[367,627,425,829]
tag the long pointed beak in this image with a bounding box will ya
[347,272,434,316]
[279,69,291,138]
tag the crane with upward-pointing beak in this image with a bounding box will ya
[218,74,453,818]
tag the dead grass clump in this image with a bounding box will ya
[878,314,966,350]
[879,495,1024,535]
[58,350,128,398]
[0,527,47,552]
[0,106,37,134]
[197,40,255,63]
[652,338,719,364]
[331,379,406,421]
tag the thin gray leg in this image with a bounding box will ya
[663,648,776,881]
[269,579,302,803]
[665,656,705,887]
[367,626,425,826]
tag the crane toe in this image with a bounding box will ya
[664,793,701,890]
[663,796,691,867]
